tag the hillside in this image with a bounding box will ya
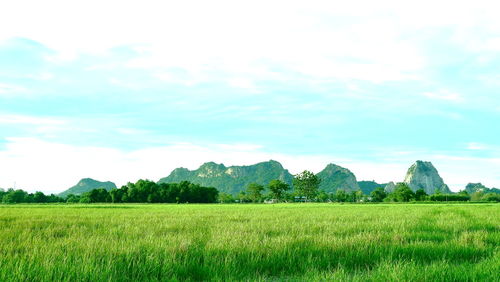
[59,178,117,197]
[158,160,293,194]
[358,181,387,194]
[465,183,500,194]
[316,164,360,193]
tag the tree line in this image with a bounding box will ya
[0,188,65,203]
[1,170,499,204]
[219,171,500,203]
[70,180,219,203]
[0,180,219,204]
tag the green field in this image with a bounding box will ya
[0,204,499,281]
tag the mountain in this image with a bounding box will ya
[158,160,293,194]
[358,180,387,194]
[59,178,117,197]
[465,183,488,193]
[465,183,500,194]
[384,182,396,193]
[403,161,451,194]
[317,164,360,193]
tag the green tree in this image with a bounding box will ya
[335,189,348,202]
[218,192,234,203]
[66,194,80,203]
[348,191,357,202]
[33,191,47,203]
[2,189,28,203]
[110,188,125,203]
[414,189,428,201]
[317,190,330,202]
[47,194,64,203]
[79,195,91,203]
[293,170,320,202]
[482,193,500,202]
[0,188,5,202]
[392,183,415,202]
[246,183,265,202]
[370,188,387,202]
[429,193,470,201]
[267,179,290,202]
[356,191,364,202]
[236,191,250,203]
[470,191,484,201]
[81,188,111,203]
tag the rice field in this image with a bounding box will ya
[0,203,498,281]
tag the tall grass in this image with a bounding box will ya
[0,203,498,281]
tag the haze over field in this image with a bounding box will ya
[1,0,500,193]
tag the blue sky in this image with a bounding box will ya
[1,0,499,193]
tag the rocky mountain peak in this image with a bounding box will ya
[404,161,451,194]
[317,163,360,192]
[384,182,396,193]
[465,183,500,194]
[465,183,486,193]
[323,163,348,172]
[199,162,226,170]
[266,159,284,168]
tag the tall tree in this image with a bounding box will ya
[370,188,387,202]
[415,189,428,201]
[267,179,290,202]
[33,191,48,203]
[0,188,5,202]
[218,192,234,203]
[293,170,320,202]
[392,183,415,202]
[110,188,125,203]
[2,189,28,203]
[246,183,265,202]
[335,189,348,202]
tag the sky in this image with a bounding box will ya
[0,0,499,193]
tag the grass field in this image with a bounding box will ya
[0,203,498,281]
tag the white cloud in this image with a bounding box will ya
[1,1,499,194]
[467,142,487,150]
[0,83,28,96]
[153,71,207,86]
[2,0,499,88]
[422,90,464,102]
[25,72,54,81]
[0,0,436,84]
[108,78,142,90]
[227,77,260,92]
[0,114,66,125]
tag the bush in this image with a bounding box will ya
[429,194,470,201]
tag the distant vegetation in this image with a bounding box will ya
[0,188,65,203]
[45,160,499,203]
[358,180,387,194]
[2,177,499,204]
[0,180,219,204]
[71,180,219,204]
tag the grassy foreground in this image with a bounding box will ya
[0,204,498,281]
